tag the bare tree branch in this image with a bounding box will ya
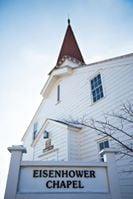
[66,103,133,157]
[72,121,133,153]
[95,120,133,138]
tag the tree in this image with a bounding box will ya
[66,102,133,157]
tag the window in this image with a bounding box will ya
[91,74,104,103]
[99,140,109,161]
[33,122,38,140]
[57,85,60,102]
[43,131,49,139]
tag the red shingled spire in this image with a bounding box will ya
[56,19,85,66]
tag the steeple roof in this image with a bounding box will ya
[56,20,85,66]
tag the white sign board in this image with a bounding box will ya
[18,166,109,193]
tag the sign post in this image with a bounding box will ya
[4,145,26,199]
[100,148,121,199]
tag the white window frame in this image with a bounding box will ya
[90,72,105,104]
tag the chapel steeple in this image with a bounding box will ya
[56,19,85,66]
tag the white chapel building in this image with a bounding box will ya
[21,20,133,199]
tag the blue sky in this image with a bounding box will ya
[0,0,133,198]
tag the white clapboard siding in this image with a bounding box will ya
[22,54,133,199]
[33,121,68,161]
[69,129,81,161]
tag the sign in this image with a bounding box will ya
[5,146,122,199]
[43,139,54,152]
[18,166,109,193]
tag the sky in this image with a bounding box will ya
[0,0,133,198]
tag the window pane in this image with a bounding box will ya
[57,85,60,102]
[92,90,96,96]
[94,79,98,87]
[100,86,103,92]
[33,122,38,140]
[99,142,104,150]
[44,131,49,139]
[98,78,101,85]
[97,94,100,100]
[33,122,38,132]
[104,140,109,148]
[96,87,100,95]
[100,92,103,98]
[93,96,97,102]
[97,74,101,80]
